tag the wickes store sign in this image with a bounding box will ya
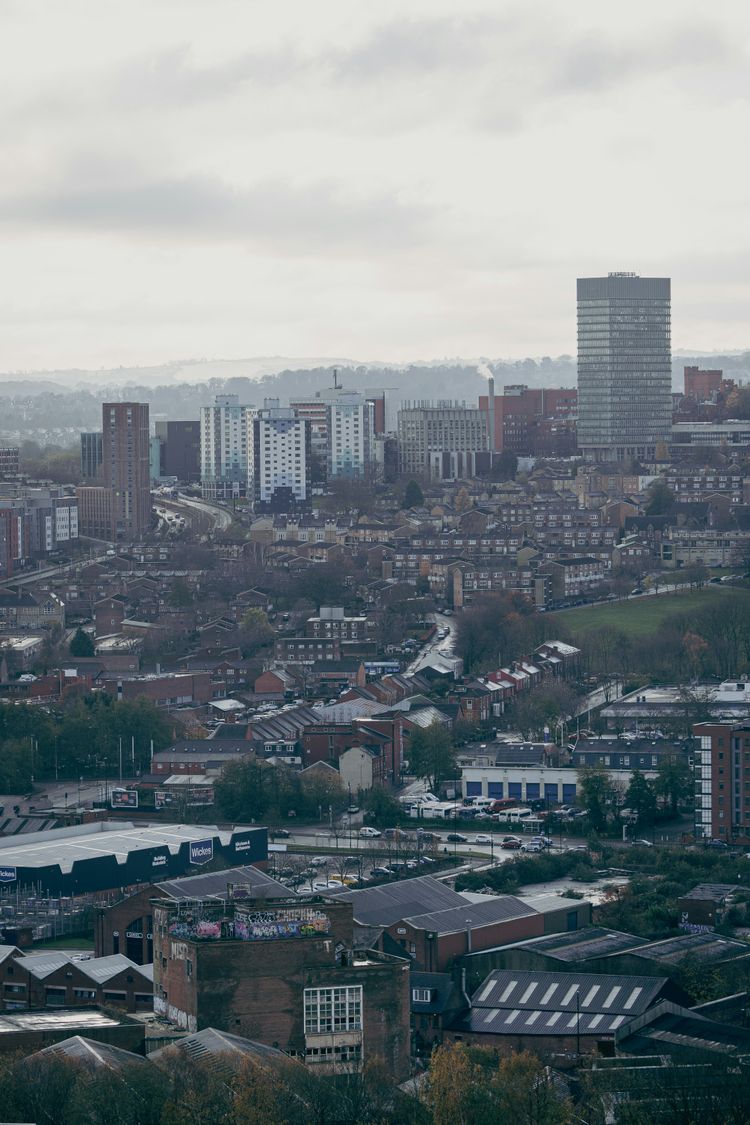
[189,839,214,866]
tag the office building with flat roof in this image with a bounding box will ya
[577,273,671,462]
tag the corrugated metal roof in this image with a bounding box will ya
[405,896,537,935]
[30,1035,148,1069]
[471,969,666,1015]
[475,926,646,962]
[151,1028,293,1075]
[0,823,237,873]
[155,864,287,901]
[324,875,465,926]
[626,932,750,966]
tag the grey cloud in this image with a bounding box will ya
[109,44,311,108]
[330,15,508,79]
[551,22,735,93]
[0,172,434,255]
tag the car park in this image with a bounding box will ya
[359,827,382,838]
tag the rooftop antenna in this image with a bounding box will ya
[333,367,339,390]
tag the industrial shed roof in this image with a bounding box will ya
[0,822,237,873]
[154,864,287,901]
[453,969,672,1037]
[404,896,537,935]
[324,875,464,927]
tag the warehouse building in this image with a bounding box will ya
[0,821,267,896]
[445,969,690,1057]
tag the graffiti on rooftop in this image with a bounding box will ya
[168,906,331,942]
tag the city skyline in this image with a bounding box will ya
[0,1,748,371]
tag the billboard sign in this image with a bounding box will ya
[155,791,175,809]
[0,866,16,883]
[111,788,138,809]
[189,838,214,865]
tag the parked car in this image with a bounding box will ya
[359,827,382,838]
[473,834,493,845]
[313,880,344,891]
[418,855,436,865]
[416,831,439,843]
[531,835,553,848]
[501,837,522,850]
[348,804,360,814]
[634,838,653,847]
[269,828,291,839]
[370,866,394,878]
[521,841,543,853]
[446,832,468,843]
[310,856,329,868]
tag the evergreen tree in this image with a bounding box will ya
[69,628,94,657]
[403,479,424,508]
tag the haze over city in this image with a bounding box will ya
[1,0,749,372]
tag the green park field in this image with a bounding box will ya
[560,584,750,640]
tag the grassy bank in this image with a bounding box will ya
[561,584,750,640]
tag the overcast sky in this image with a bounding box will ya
[1,0,748,371]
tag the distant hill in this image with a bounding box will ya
[1,351,748,445]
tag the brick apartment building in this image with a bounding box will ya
[694,721,750,842]
[102,671,221,707]
[478,385,577,455]
[152,895,410,1078]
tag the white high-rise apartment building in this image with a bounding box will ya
[200,394,255,500]
[252,399,309,507]
[289,384,376,482]
[327,393,372,480]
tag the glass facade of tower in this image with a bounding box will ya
[577,273,671,461]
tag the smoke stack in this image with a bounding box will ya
[488,375,496,453]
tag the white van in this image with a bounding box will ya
[506,808,533,823]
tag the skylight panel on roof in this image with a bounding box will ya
[624,987,643,1010]
[477,979,495,1003]
[540,983,559,1004]
[525,1011,541,1026]
[546,1012,561,1027]
[610,1016,625,1029]
[519,982,537,1004]
[499,979,518,1003]
[589,1014,604,1028]
[561,984,579,1006]
[582,985,600,1007]
[603,986,622,1008]
[504,1009,521,1025]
